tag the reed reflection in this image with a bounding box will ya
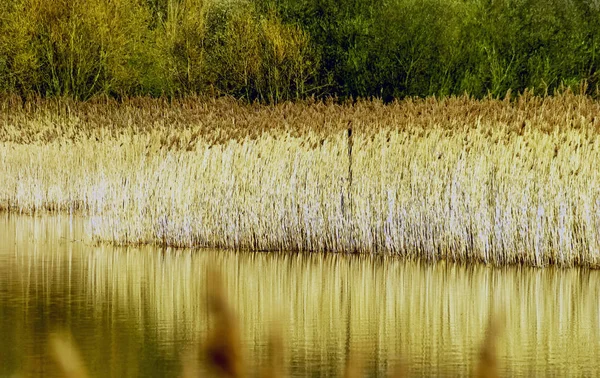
[1,215,599,377]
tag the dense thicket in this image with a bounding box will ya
[1,0,599,101]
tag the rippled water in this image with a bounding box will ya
[1,214,599,377]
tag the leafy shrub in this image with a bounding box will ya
[0,0,599,101]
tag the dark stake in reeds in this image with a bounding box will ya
[346,123,355,253]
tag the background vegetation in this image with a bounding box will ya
[1,0,599,101]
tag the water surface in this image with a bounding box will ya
[1,214,599,377]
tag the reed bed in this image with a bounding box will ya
[2,93,600,266]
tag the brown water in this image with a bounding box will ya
[0,214,599,377]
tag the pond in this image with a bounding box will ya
[0,214,599,377]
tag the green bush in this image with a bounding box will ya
[0,0,163,99]
[0,0,599,101]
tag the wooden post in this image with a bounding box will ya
[347,123,354,252]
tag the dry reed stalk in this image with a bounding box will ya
[204,270,243,378]
[48,333,90,378]
[473,318,501,378]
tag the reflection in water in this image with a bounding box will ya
[0,214,599,377]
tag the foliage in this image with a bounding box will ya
[0,0,599,101]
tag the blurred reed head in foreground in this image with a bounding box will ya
[42,271,501,378]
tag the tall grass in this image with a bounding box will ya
[2,94,600,266]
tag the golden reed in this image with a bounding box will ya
[2,93,600,266]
